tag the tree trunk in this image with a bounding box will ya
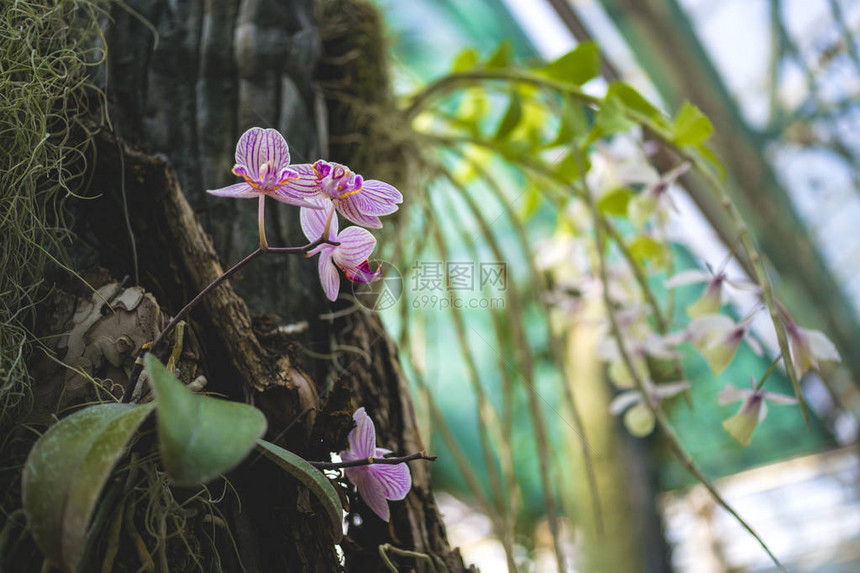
[20,0,467,571]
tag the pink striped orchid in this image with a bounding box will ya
[301,198,381,301]
[206,127,322,209]
[284,160,402,229]
[340,408,412,522]
[206,127,324,249]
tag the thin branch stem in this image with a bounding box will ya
[122,236,338,402]
[310,452,437,470]
[152,237,338,349]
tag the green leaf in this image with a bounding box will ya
[494,91,522,141]
[551,99,589,146]
[606,82,663,122]
[485,40,513,70]
[145,354,267,486]
[22,402,154,573]
[587,95,637,145]
[552,149,590,183]
[452,47,479,72]
[255,440,343,541]
[672,101,714,146]
[629,235,670,268]
[518,183,543,220]
[597,187,635,216]
[539,42,600,86]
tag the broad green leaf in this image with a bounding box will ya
[145,354,267,486]
[539,42,600,86]
[22,402,154,573]
[552,149,591,183]
[597,187,635,216]
[587,95,637,145]
[494,91,523,141]
[551,98,589,146]
[518,183,543,220]
[629,235,670,268]
[606,82,664,122]
[457,89,490,135]
[452,47,479,72]
[672,101,714,146]
[255,440,343,541]
[485,40,513,70]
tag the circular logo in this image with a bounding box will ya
[351,260,403,311]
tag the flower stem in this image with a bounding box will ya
[122,235,340,402]
[258,196,269,251]
[310,452,437,470]
[756,353,784,391]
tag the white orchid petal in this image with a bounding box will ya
[763,391,799,406]
[717,384,752,406]
[653,381,690,398]
[664,269,711,289]
[804,329,841,363]
[745,335,764,357]
[687,314,735,340]
[757,401,769,423]
[609,391,641,415]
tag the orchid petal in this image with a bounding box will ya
[687,282,723,318]
[346,467,390,522]
[663,161,691,183]
[608,356,648,389]
[664,269,711,289]
[624,402,656,436]
[332,227,376,268]
[280,163,324,198]
[653,381,690,398]
[318,251,340,301]
[745,334,764,357]
[335,196,382,229]
[805,329,841,363]
[762,391,799,406]
[235,127,290,179]
[347,407,376,459]
[702,334,742,376]
[609,391,641,415]
[687,314,735,341]
[345,260,382,284]
[368,463,411,500]
[300,198,337,242]
[757,401,769,423]
[717,384,752,406]
[350,180,402,216]
[722,408,759,446]
[206,182,260,199]
[628,194,658,228]
[270,188,328,209]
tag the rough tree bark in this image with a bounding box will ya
[29,0,467,571]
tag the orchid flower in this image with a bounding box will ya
[206,127,323,248]
[301,198,380,301]
[719,377,798,446]
[687,312,762,376]
[627,162,690,228]
[283,160,402,229]
[340,407,412,522]
[664,256,755,318]
[586,137,660,196]
[610,379,690,436]
[599,330,684,389]
[785,320,841,376]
